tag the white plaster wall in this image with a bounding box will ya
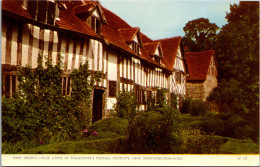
[107,50,117,81]
[107,97,117,110]
[52,31,58,66]
[1,21,7,64]
[32,25,40,68]
[133,35,138,43]
[11,24,18,66]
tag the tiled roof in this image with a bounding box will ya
[143,42,160,56]
[100,6,160,66]
[2,0,99,38]
[57,7,98,37]
[2,0,183,72]
[2,0,33,19]
[154,36,182,70]
[118,27,139,43]
[102,25,136,55]
[141,33,153,43]
[101,6,131,30]
[185,50,214,81]
[74,2,97,14]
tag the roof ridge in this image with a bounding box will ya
[154,36,182,41]
[186,50,215,54]
[143,41,159,45]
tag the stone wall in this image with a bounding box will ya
[186,75,217,101]
[203,75,217,100]
[186,82,204,100]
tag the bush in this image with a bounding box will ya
[170,93,178,109]
[179,128,227,154]
[180,97,192,114]
[2,57,98,153]
[200,118,226,135]
[86,117,129,140]
[115,90,137,119]
[226,114,254,139]
[156,88,167,108]
[181,98,209,116]
[127,107,182,153]
[190,100,209,116]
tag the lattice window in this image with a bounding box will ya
[131,42,140,55]
[135,89,145,105]
[2,75,17,98]
[175,72,181,84]
[154,56,160,64]
[109,81,117,97]
[91,16,101,35]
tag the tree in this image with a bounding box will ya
[208,1,259,141]
[183,18,219,51]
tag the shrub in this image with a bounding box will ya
[2,56,99,153]
[180,97,192,114]
[170,93,178,109]
[127,107,182,153]
[115,90,137,119]
[190,100,209,116]
[200,118,226,135]
[146,93,156,111]
[156,88,167,108]
[226,114,254,139]
[86,117,129,138]
[179,128,227,154]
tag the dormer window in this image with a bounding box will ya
[91,16,101,35]
[154,56,160,64]
[24,0,57,25]
[75,2,107,36]
[131,41,140,55]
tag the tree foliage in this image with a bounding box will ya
[183,18,219,51]
[209,2,259,114]
[207,2,259,140]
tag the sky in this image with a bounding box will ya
[99,0,239,40]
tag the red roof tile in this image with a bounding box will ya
[185,50,214,81]
[118,27,139,43]
[101,6,131,30]
[2,0,99,38]
[102,25,136,55]
[2,0,180,72]
[141,33,153,43]
[74,2,97,14]
[154,36,182,70]
[143,42,160,56]
[57,7,98,37]
[2,0,33,19]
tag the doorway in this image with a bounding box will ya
[92,89,104,123]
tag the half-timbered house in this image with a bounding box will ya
[1,0,188,122]
[185,50,217,101]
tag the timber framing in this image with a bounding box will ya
[2,0,191,120]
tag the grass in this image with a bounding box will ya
[19,137,127,154]
[220,138,259,154]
